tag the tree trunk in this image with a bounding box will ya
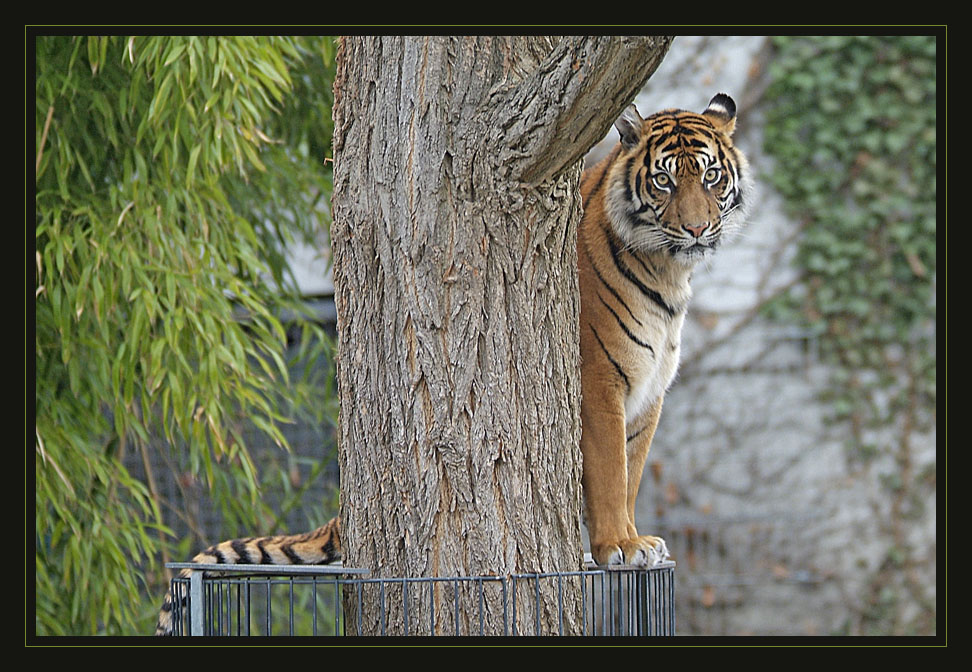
[331,35,671,635]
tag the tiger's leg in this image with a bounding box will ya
[580,388,632,567]
[622,398,670,564]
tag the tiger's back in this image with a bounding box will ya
[578,94,750,567]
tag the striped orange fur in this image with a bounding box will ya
[578,94,751,566]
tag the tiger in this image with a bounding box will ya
[578,93,751,567]
[154,92,749,633]
[154,517,342,635]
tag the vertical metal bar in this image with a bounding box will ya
[645,570,652,636]
[581,574,588,636]
[335,579,342,637]
[656,570,662,635]
[663,569,668,635]
[655,570,662,635]
[403,579,409,636]
[557,574,564,636]
[511,576,517,636]
[661,570,667,635]
[657,570,663,635]
[478,578,484,636]
[245,578,251,636]
[189,569,204,637]
[646,570,652,636]
[670,567,676,635]
[312,578,318,636]
[636,571,642,636]
[379,580,387,636]
[598,573,604,637]
[218,580,225,635]
[235,581,242,636]
[429,580,436,636]
[205,581,212,636]
[501,578,508,636]
[624,572,629,636]
[453,579,460,636]
[289,578,295,635]
[265,578,272,636]
[356,581,363,636]
[621,572,627,636]
[614,572,625,635]
[533,575,540,636]
[610,572,616,636]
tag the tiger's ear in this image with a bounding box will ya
[702,93,737,136]
[615,104,644,150]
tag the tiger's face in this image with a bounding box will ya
[604,94,751,264]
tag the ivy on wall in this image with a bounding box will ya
[762,35,937,635]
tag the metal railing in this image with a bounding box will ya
[164,559,675,637]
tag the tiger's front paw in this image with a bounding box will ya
[624,535,670,567]
[592,535,669,567]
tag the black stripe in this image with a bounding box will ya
[605,230,676,318]
[626,425,647,443]
[590,325,630,393]
[633,183,655,215]
[642,149,654,169]
[661,139,680,154]
[597,291,655,353]
[628,249,656,279]
[281,544,304,564]
[716,143,728,168]
[588,244,642,327]
[320,538,336,561]
[256,539,272,564]
[731,148,744,186]
[210,548,227,564]
[231,539,252,564]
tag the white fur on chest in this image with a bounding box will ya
[623,311,686,426]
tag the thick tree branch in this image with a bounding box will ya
[489,35,673,185]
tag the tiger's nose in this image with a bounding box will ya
[683,222,709,238]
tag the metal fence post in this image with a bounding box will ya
[189,569,204,636]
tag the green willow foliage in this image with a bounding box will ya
[763,36,936,634]
[34,36,338,635]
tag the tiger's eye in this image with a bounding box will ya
[704,168,721,183]
[652,173,671,188]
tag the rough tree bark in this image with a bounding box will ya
[331,35,671,635]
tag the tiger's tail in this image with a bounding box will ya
[154,517,342,636]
